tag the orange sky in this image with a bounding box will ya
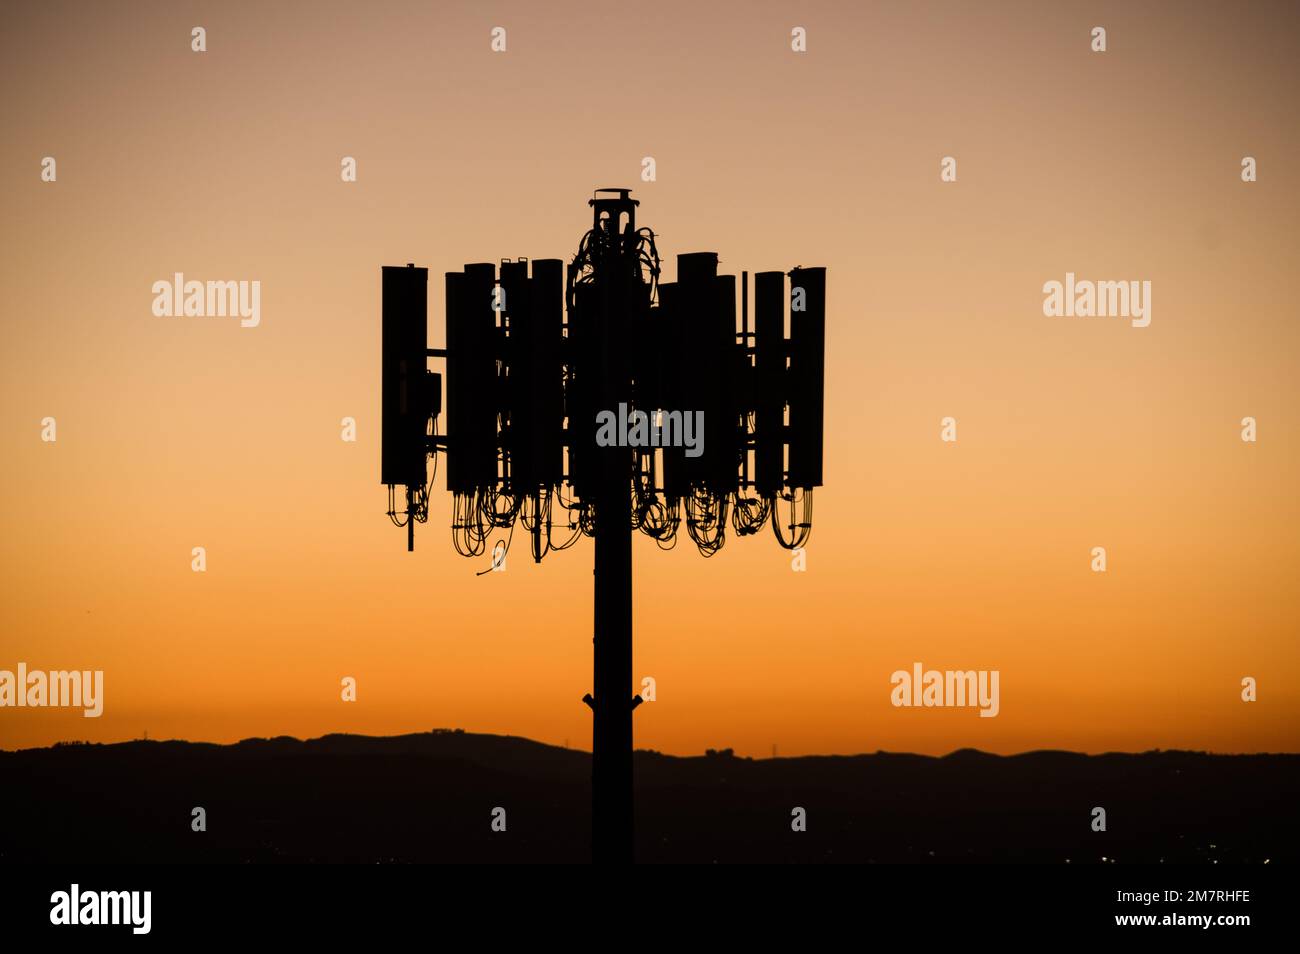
[2,0,1298,755]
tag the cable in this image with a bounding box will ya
[771,487,813,551]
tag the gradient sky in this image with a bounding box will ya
[2,0,1298,755]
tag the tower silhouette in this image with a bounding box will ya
[381,189,825,863]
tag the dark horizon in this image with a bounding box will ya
[5,728,1297,864]
[6,727,1300,760]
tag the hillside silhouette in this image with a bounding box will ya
[2,731,1295,863]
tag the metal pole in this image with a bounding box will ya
[589,227,635,864]
[592,477,633,863]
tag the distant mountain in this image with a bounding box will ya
[2,732,1295,863]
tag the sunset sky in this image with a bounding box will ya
[2,0,1297,756]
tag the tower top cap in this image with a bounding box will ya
[591,188,638,207]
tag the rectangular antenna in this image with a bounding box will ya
[447,263,500,491]
[529,259,565,488]
[706,273,739,493]
[500,260,529,491]
[787,267,825,488]
[753,270,785,495]
[381,264,428,488]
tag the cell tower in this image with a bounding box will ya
[381,189,825,863]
